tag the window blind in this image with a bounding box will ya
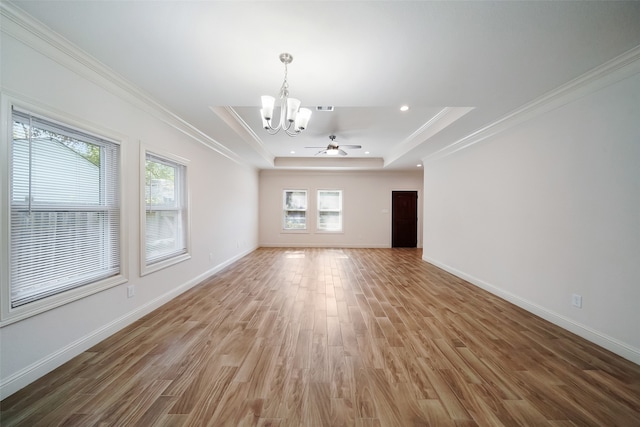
[318,190,342,231]
[10,109,121,307]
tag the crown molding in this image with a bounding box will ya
[210,106,275,166]
[424,44,640,164]
[0,2,244,165]
[385,106,474,167]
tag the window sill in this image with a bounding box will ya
[140,253,191,277]
[281,229,310,234]
[1,273,128,327]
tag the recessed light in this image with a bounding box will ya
[365,151,370,154]
[417,164,422,167]
[290,151,295,154]
[400,105,409,112]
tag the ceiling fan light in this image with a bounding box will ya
[286,97,301,122]
[261,96,275,120]
[295,108,312,130]
[327,148,339,155]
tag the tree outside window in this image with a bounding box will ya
[144,152,188,267]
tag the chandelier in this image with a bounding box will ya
[260,53,312,136]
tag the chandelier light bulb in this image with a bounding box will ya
[261,96,275,120]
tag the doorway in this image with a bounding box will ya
[392,191,418,248]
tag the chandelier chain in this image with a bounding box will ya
[280,62,289,98]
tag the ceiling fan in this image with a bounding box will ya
[306,135,362,156]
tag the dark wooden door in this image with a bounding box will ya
[392,191,418,248]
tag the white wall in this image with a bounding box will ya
[260,170,423,248]
[0,11,259,398]
[422,64,640,363]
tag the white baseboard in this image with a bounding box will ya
[259,243,390,248]
[421,255,640,366]
[0,247,255,400]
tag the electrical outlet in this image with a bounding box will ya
[127,285,135,298]
[571,293,582,308]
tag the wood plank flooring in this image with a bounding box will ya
[2,247,640,426]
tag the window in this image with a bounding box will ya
[317,190,342,232]
[142,151,189,273]
[7,108,122,316]
[283,190,307,230]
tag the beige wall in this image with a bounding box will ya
[259,170,423,248]
[0,14,259,398]
[422,67,640,364]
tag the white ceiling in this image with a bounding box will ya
[7,1,640,170]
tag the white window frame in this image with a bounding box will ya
[140,147,191,276]
[282,189,308,231]
[317,189,343,232]
[1,100,127,326]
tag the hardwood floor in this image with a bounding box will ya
[2,248,640,426]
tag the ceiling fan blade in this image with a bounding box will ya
[338,149,348,156]
[339,145,362,149]
[305,146,326,149]
[315,150,327,156]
